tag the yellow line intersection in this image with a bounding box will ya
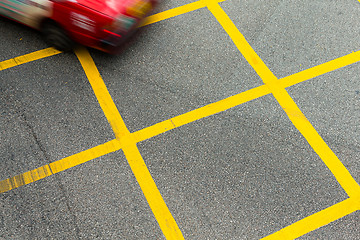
[75,47,184,240]
[0,0,359,239]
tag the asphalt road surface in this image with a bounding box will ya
[1,0,359,239]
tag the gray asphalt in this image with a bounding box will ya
[1,0,359,239]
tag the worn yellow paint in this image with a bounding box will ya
[262,198,360,240]
[49,140,122,174]
[0,47,61,71]
[75,47,130,140]
[207,1,360,238]
[0,140,121,193]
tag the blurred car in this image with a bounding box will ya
[0,0,157,52]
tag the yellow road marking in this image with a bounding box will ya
[133,85,270,142]
[1,1,360,239]
[123,143,185,240]
[206,0,276,82]
[269,86,360,199]
[140,1,206,27]
[0,47,61,71]
[75,47,130,140]
[262,198,359,240]
[279,50,360,89]
[206,1,360,238]
[0,139,121,193]
[140,0,226,27]
[75,47,184,239]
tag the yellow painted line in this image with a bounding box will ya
[207,1,360,238]
[0,139,121,193]
[140,1,206,27]
[262,198,359,240]
[133,85,270,142]
[49,140,122,174]
[206,0,277,82]
[269,85,360,199]
[279,50,360,89]
[123,142,185,240]
[0,47,61,71]
[75,47,184,239]
[140,0,226,27]
[75,47,130,140]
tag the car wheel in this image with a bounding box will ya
[42,21,74,51]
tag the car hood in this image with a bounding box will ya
[77,0,130,17]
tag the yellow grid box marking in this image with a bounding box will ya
[0,0,360,239]
[75,47,130,140]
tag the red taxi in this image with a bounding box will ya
[0,0,156,52]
